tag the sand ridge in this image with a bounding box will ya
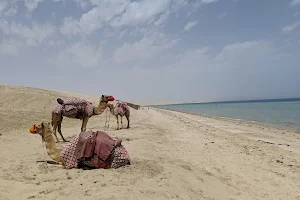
[0,85,300,200]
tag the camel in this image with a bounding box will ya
[29,122,130,169]
[107,102,130,130]
[30,122,63,164]
[52,95,114,143]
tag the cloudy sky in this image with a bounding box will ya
[0,0,300,102]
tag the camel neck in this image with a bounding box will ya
[94,100,107,115]
[43,134,62,163]
[110,106,117,116]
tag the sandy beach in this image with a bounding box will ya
[0,85,300,200]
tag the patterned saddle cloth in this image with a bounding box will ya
[53,97,94,119]
[115,102,130,116]
[61,136,131,169]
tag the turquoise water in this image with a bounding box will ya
[152,100,300,130]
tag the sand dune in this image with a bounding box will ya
[0,85,300,200]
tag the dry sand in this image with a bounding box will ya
[0,85,300,200]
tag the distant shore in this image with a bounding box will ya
[149,99,300,131]
[144,97,300,107]
[151,107,300,133]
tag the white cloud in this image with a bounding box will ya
[184,21,197,31]
[169,47,212,69]
[24,0,44,12]
[71,0,91,9]
[0,20,9,34]
[0,39,23,56]
[290,0,300,6]
[118,29,128,39]
[0,1,8,15]
[60,0,188,35]
[110,0,171,27]
[201,0,218,4]
[164,41,273,72]
[0,20,56,46]
[114,38,161,63]
[217,12,228,20]
[215,41,273,64]
[282,21,300,33]
[4,5,18,16]
[60,17,81,35]
[60,0,125,35]
[114,32,178,63]
[77,7,104,34]
[52,0,91,8]
[154,11,170,26]
[52,12,56,20]
[60,42,103,68]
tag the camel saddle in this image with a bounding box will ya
[56,97,92,119]
[75,130,122,169]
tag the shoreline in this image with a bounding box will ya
[149,107,300,155]
[144,97,300,106]
[147,106,300,133]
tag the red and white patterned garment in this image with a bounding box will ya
[61,137,79,169]
[53,97,94,118]
[115,102,130,116]
[61,137,130,169]
[110,145,131,168]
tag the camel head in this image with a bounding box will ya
[101,95,114,103]
[30,122,53,141]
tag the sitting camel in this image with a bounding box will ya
[52,95,114,143]
[107,101,130,130]
[29,122,130,169]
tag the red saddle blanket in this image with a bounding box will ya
[53,97,94,119]
[75,130,123,168]
[61,130,129,169]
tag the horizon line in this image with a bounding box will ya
[145,97,300,107]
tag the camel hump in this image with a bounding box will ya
[57,98,64,105]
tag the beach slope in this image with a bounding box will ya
[0,85,299,200]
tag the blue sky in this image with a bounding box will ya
[0,0,300,102]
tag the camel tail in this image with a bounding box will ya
[51,112,54,126]
[36,160,59,165]
[51,113,55,127]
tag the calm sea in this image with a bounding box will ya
[152,99,300,130]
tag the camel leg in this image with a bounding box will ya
[126,114,130,129]
[120,116,123,129]
[52,121,60,143]
[116,115,119,130]
[52,114,60,143]
[81,117,89,132]
[58,122,68,142]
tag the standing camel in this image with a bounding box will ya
[52,95,114,142]
[107,101,130,130]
